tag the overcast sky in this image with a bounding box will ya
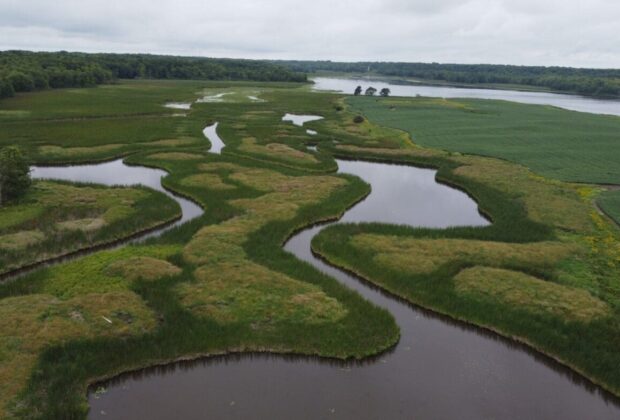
[1,0,619,68]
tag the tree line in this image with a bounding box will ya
[0,50,307,99]
[276,60,620,98]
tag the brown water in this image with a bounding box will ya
[88,160,620,419]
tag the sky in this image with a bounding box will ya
[1,0,619,68]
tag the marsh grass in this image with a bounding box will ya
[0,181,180,275]
[0,118,399,417]
[352,235,576,276]
[454,266,609,322]
[6,165,397,418]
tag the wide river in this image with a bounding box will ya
[311,77,620,116]
[87,154,620,418]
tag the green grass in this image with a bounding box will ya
[0,180,181,275]
[2,154,398,418]
[0,80,208,121]
[349,96,620,184]
[598,189,620,226]
[0,82,402,417]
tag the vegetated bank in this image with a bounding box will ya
[0,180,180,276]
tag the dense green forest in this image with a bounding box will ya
[277,60,620,97]
[0,51,306,98]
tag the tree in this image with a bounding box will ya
[354,85,362,96]
[7,71,35,92]
[0,78,15,98]
[365,86,377,96]
[0,146,31,205]
[380,88,391,97]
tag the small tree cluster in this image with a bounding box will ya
[365,87,377,96]
[0,146,31,205]
[352,86,390,97]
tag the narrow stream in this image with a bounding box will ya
[30,120,227,245]
[88,160,620,419]
[203,122,225,154]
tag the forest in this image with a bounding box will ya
[0,50,307,98]
[277,60,620,97]
[2,51,619,100]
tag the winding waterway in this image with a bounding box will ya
[20,121,224,270]
[31,159,202,243]
[88,159,620,419]
[203,122,225,154]
[312,77,620,116]
[14,110,619,418]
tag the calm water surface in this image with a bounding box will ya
[203,122,226,154]
[312,77,620,116]
[282,113,324,126]
[88,160,620,419]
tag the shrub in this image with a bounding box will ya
[0,146,31,205]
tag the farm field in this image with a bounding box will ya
[0,80,619,417]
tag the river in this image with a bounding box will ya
[311,77,620,116]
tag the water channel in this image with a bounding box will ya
[21,109,620,418]
[87,158,620,419]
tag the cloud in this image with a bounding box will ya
[0,0,618,67]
